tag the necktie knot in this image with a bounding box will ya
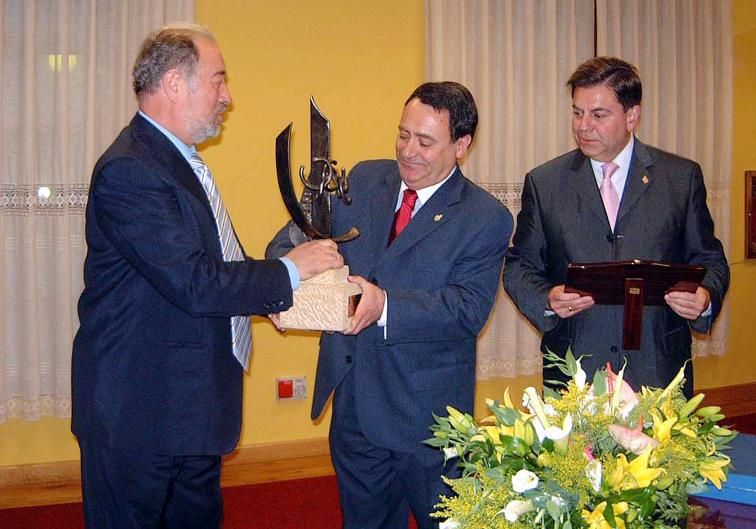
[402,189,418,209]
[388,189,418,246]
[602,161,619,180]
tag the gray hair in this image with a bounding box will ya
[132,23,216,97]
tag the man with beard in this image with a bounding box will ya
[504,56,729,397]
[268,82,513,529]
[71,24,342,529]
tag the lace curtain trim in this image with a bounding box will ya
[0,183,88,216]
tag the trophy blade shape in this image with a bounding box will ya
[275,97,359,243]
[275,123,327,240]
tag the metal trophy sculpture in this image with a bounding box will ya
[274,97,361,331]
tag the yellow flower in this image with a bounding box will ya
[582,501,628,529]
[700,456,731,489]
[608,449,664,490]
[651,410,677,445]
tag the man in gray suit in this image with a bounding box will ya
[504,56,729,396]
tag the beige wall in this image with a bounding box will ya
[1,0,754,468]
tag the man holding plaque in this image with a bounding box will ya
[72,24,342,529]
[268,82,512,529]
[504,56,729,396]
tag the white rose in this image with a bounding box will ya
[511,468,539,493]
[585,460,603,492]
[501,499,535,522]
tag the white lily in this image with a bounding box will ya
[443,447,459,461]
[544,414,573,453]
[439,518,461,529]
[522,387,552,430]
[574,358,587,389]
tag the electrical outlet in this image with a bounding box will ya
[276,376,307,400]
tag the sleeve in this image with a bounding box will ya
[503,172,560,333]
[92,157,292,317]
[682,163,730,333]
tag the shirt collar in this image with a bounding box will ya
[397,165,457,209]
[138,110,195,163]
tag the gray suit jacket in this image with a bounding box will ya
[504,139,729,394]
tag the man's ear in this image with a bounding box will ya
[625,105,641,132]
[160,69,184,103]
[455,134,473,159]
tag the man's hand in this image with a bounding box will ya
[665,286,710,320]
[343,275,385,335]
[285,239,343,280]
[547,285,594,319]
[268,313,283,331]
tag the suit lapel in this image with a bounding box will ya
[617,139,654,226]
[377,167,463,263]
[131,114,213,219]
[567,151,609,228]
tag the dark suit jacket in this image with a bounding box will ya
[504,139,729,393]
[72,114,293,455]
[268,160,512,452]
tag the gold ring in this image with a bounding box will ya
[568,305,574,312]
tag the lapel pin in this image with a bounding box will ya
[434,214,444,222]
[642,174,649,185]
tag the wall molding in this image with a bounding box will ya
[0,437,332,509]
[1,383,754,509]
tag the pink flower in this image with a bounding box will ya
[604,363,639,417]
[584,445,595,461]
[607,422,659,455]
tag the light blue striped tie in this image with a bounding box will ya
[190,152,252,369]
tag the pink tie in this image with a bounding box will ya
[388,189,418,245]
[600,162,620,231]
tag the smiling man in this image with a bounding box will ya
[504,56,729,396]
[267,82,513,529]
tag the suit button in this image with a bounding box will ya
[610,346,618,353]
[606,234,613,242]
[345,355,353,363]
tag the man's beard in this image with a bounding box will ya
[187,106,226,145]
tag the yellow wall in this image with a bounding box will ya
[2,0,755,468]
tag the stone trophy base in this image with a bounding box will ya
[280,266,362,332]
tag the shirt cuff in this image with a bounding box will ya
[378,292,388,339]
[279,257,300,290]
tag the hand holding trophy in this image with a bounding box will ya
[274,98,362,331]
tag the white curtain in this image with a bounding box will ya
[426,0,732,379]
[0,0,194,423]
[596,0,732,357]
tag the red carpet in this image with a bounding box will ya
[0,475,420,529]
[1,415,753,528]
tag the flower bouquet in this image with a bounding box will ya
[425,351,736,529]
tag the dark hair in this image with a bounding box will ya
[132,23,215,97]
[567,56,642,110]
[405,82,478,141]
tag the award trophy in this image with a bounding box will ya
[274,98,361,331]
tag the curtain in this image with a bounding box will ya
[596,0,732,357]
[0,0,194,423]
[426,0,732,379]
